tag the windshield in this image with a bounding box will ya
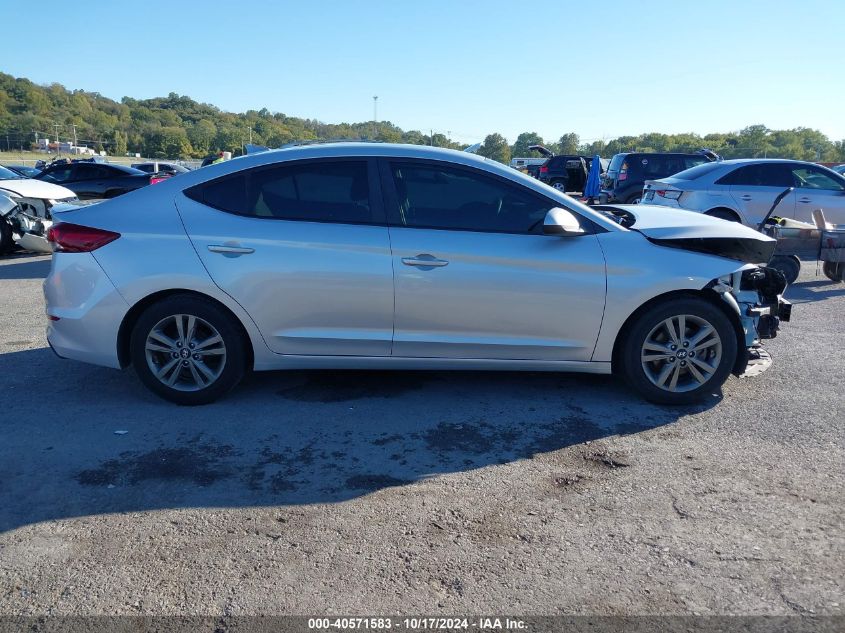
[670,162,723,181]
[0,165,24,179]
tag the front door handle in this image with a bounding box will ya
[208,244,255,255]
[741,195,752,201]
[402,254,449,268]
[798,197,812,203]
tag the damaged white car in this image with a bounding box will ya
[42,143,791,405]
[0,165,77,254]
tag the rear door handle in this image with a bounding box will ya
[402,254,449,268]
[799,197,812,203]
[207,244,255,255]
[741,195,752,201]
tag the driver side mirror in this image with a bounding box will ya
[543,207,586,236]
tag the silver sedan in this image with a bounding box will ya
[642,158,845,226]
[43,143,790,405]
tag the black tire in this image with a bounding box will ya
[0,218,13,255]
[130,294,247,405]
[620,297,738,405]
[550,179,567,192]
[705,208,741,222]
[822,261,845,282]
[625,193,641,204]
[768,256,800,285]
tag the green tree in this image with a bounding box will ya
[511,132,545,158]
[556,133,580,154]
[188,119,216,155]
[478,133,511,164]
[112,129,127,155]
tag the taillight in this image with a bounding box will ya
[656,190,683,200]
[150,175,170,185]
[47,223,120,253]
[539,165,549,173]
[618,162,628,181]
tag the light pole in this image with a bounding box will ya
[372,96,378,139]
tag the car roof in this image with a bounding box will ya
[121,142,625,232]
[619,152,708,157]
[713,158,822,166]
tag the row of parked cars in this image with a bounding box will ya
[0,159,190,254]
[522,147,845,226]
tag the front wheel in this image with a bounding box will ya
[0,218,13,255]
[620,297,738,404]
[130,295,246,405]
[768,256,800,285]
[550,180,567,192]
[822,261,844,282]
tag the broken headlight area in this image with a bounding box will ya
[740,267,792,333]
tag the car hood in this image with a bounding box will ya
[0,179,75,200]
[602,203,776,264]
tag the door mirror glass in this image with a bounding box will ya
[543,207,585,236]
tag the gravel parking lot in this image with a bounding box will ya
[0,252,842,617]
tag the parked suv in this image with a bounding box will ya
[538,155,608,192]
[600,151,717,204]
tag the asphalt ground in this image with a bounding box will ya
[0,252,842,618]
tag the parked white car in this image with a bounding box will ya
[43,144,791,405]
[642,159,845,226]
[0,165,77,253]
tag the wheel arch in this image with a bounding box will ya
[117,289,254,371]
[704,206,742,223]
[610,288,747,376]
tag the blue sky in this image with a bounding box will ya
[5,0,844,144]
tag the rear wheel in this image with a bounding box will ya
[768,256,800,285]
[705,208,741,222]
[625,193,641,204]
[822,261,844,282]
[550,180,567,192]
[130,295,246,405]
[620,297,737,404]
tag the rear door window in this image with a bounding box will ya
[186,161,374,224]
[638,156,687,179]
[718,164,792,187]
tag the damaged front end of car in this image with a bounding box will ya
[598,203,792,375]
[0,191,56,254]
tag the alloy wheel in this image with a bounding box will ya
[640,314,722,393]
[144,314,227,392]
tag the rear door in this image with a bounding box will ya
[720,163,796,224]
[787,164,845,224]
[381,159,607,361]
[176,158,395,356]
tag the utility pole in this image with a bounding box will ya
[248,127,253,145]
[53,123,61,151]
[71,123,78,147]
[430,129,434,146]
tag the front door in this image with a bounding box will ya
[176,158,394,356]
[788,163,845,224]
[381,159,607,361]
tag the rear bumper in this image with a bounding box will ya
[43,252,129,369]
